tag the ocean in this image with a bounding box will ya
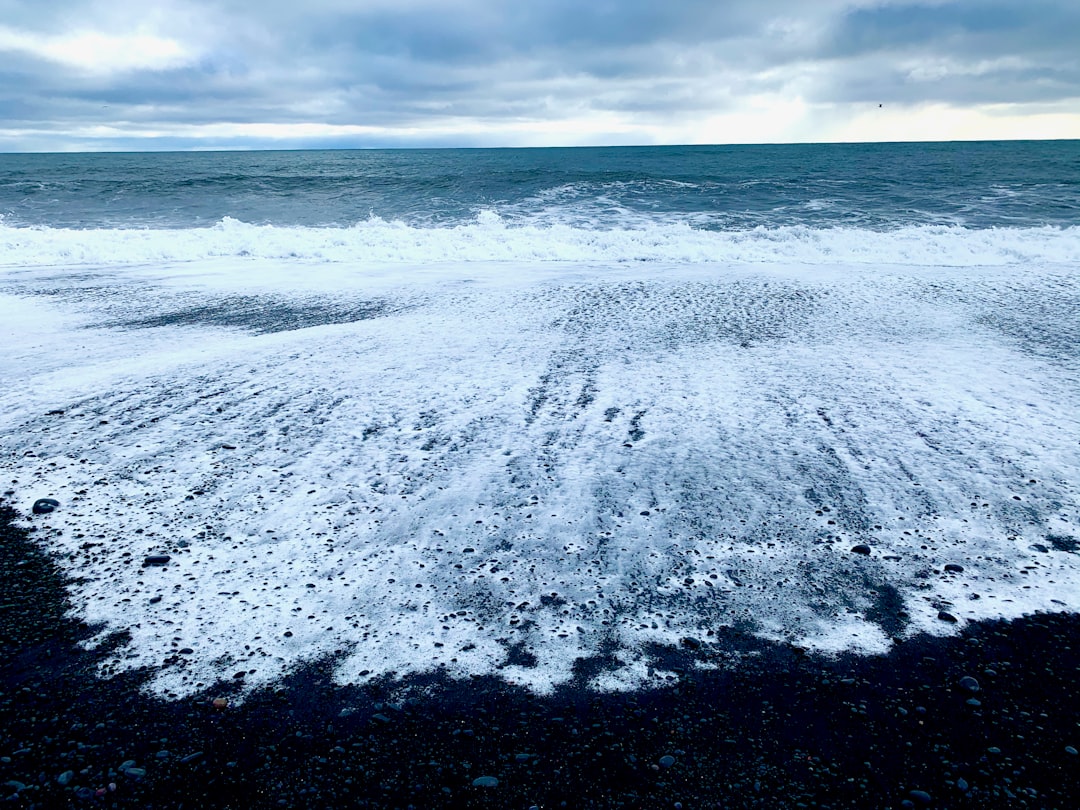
[1,141,1079,701]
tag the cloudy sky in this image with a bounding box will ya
[1,0,1078,151]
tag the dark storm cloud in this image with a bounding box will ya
[811,1,1080,106]
[0,0,1077,150]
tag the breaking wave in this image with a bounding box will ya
[2,213,1078,268]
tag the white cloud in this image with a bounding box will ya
[0,24,197,75]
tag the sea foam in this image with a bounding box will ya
[1,214,1078,269]
[2,251,1078,698]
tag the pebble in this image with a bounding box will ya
[1065,746,1078,756]
[937,611,958,623]
[472,776,499,787]
[57,770,74,786]
[124,767,147,779]
[659,755,676,768]
[959,676,980,692]
[180,752,204,764]
[850,544,871,555]
[944,564,964,573]
[32,498,60,515]
[956,778,969,791]
[909,789,931,804]
[143,555,171,566]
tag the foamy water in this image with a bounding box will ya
[2,219,1079,697]
[2,216,1079,268]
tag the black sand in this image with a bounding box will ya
[2,499,1079,809]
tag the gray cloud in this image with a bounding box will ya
[0,0,1077,150]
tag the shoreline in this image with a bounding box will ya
[2,499,1079,809]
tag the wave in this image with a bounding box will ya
[2,212,1078,268]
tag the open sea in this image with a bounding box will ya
[2,141,1080,807]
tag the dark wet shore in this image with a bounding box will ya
[2,499,1078,810]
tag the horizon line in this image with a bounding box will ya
[1,136,1078,157]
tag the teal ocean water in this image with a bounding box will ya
[1,140,1078,230]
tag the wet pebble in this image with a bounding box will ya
[659,755,676,768]
[909,789,931,804]
[32,498,60,515]
[143,555,171,566]
[937,611,958,623]
[959,676,980,692]
[472,776,499,787]
[57,770,74,786]
[851,544,871,555]
[944,563,964,573]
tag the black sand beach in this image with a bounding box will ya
[2,499,1079,809]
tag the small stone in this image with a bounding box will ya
[372,713,391,723]
[57,770,75,786]
[909,790,931,804]
[179,648,193,655]
[212,698,228,709]
[987,746,1001,754]
[143,555,171,566]
[959,676,980,692]
[659,755,676,768]
[944,563,964,573]
[851,544,871,555]
[124,767,146,779]
[472,776,499,787]
[179,752,204,764]
[956,778,969,791]
[1065,746,1078,755]
[681,637,700,650]
[32,498,60,515]
[937,611,958,623]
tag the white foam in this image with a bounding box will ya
[1,215,1078,270]
[2,254,1079,698]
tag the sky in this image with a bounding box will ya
[0,0,1078,151]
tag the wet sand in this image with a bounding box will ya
[2,499,1079,809]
